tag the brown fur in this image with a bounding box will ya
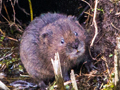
[20,13,86,83]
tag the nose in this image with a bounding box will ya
[72,38,79,49]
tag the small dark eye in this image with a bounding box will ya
[74,32,78,36]
[61,39,64,44]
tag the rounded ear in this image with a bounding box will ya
[41,31,53,45]
[42,31,53,38]
[42,33,49,38]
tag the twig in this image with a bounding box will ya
[13,15,22,25]
[6,36,18,42]
[28,0,33,21]
[3,3,10,20]
[79,61,87,76]
[90,0,98,47]
[111,22,120,31]
[0,47,11,49]
[0,52,13,61]
[9,0,15,23]
[88,47,96,60]
[70,70,78,90]
[0,29,6,36]
[51,52,65,90]
[17,3,30,15]
[78,5,89,20]
[0,29,18,42]
[101,56,110,77]
[115,12,120,16]
[54,80,78,88]
[20,74,30,77]
[1,14,23,33]
[81,0,93,10]
[0,81,10,90]
[114,49,118,86]
[95,33,105,43]
[84,12,93,17]
[1,14,10,24]
[114,37,120,88]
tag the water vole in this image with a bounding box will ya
[20,13,86,85]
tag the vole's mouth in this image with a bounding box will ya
[66,44,85,59]
[76,50,81,54]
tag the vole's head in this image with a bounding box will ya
[39,17,85,60]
